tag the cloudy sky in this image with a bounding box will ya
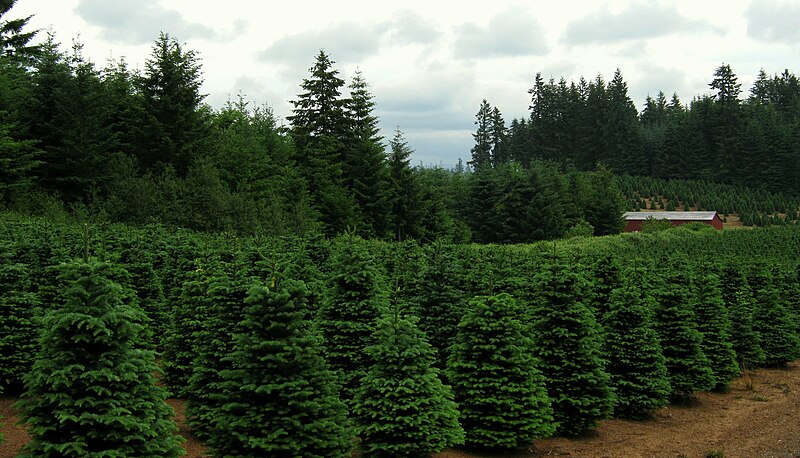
[11,0,800,166]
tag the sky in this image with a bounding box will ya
[10,0,800,167]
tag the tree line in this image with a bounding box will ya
[476,65,800,195]
[0,4,631,243]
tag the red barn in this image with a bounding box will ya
[623,211,723,232]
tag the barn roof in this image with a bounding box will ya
[623,211,719,221]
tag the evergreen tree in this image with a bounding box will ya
[17,260,183,458]
[138,32,209,174]
[412,241,466,370]
[0,0,39,60]
[690,269,739,391]
[728,286,766,368]
[288,50,357,234]
[530,261,613,436]
[751,279,800,367]
[317,235,386,403]
[651,270,715,399]
[602,274,670,419]
[210,280,353,458]
[386,128,423,241]
[186,258,252,439]
[344,70,389,237]
[0,243,39,390]
[469,99,492,170]
[162,256,218,397]
[447,293,554,450]
[489,106,508,166]
[584,163,626,236]
[354,315,463,457]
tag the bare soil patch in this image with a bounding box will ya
[2,362,799,458]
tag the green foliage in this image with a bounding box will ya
[185,258,252,439]
[16,260,183,457]
[0,243,40,390]
[750,273,800,367]
[651,270,715,399]
[530,261,614,436]
[210,280,353,458]
[564,219,594,239]
[387,128,424,241]
[412,241,466,369]
[317,235,387,403]
[354,315,463,457]
[602,274,671,418]
[690,269,739,390]
[162,256,218,396]
[447,293,555,450]
[641,216,673,233]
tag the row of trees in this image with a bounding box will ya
[0,3,636,242]
[3,215,800,454]
[471,65,800,194]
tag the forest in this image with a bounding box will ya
[2,3,800,243]
[2,0,800,456]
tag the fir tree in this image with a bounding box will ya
[719,265,765,369]
[386,128,423,241]
[162,256,218,397]
[17,260,183,458]
[354,315,463,457]
[690,269,739,391]
[752,285,800,367]
[727,286,766,368]
[530,261,613,436]
[651,270,715,399]
[412,241,466,370]
[0,243,39,390]
[602,274,671,418]
[317,235,387,404]
[185,258,252,439]
[210,280,353,458]
[448,293,555,450]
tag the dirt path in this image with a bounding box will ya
[2,363,799,458]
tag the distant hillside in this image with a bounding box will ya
[618,175,800,227]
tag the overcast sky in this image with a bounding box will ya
[11,0,800,167]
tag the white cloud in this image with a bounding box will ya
[74,0,223,44]
[454,8,548,58]
[745,0,800,44]
[562,3,720,45]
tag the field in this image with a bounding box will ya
[2,362,798,458]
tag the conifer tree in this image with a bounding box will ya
[317,234,387,404]
[0,244,39,390]
[354,315,463,457]
[412,241,466,370]
[288,50,357,234]
[752,284,800,367]
[210,280,353,458]
[186,259,252,439]
[530,261,613,436]
[162,256,218,396]
[727,286,766,368]
[345,70,389,237]
[690,269,739,391]
[448,293,554,450]
[387,128,424,241]
[719,266,765,369]
[651,270,715,399]
[602,274,670,418]
[17,260,183,458]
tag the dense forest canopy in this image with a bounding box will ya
[2,2,800,243]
